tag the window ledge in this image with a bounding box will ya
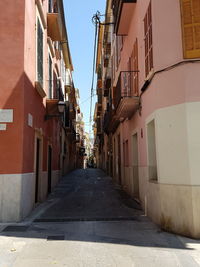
[35,81,46,98]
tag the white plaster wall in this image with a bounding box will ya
[0,174,21,222]
[147,181,161,224]
[186,102,200,185]
[138,167,148,213]
[139,167,161,220]
[138,167,200,237]
[21,173,35,219]
[153,102,200,186]
[159,184,194,235]
[155,104,190,185]
[191,187,200,237]
[0,171,62,222]
[0,173,34,222]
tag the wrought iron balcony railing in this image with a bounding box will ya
[113,71,139,119]
[114,71,138,109]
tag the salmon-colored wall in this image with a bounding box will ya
[22,0,61,173]
[0,0,25,174]
[0,0,61,174]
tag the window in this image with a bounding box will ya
[147,120,157,181]
[132,39,139,96]
[48,55,52,99]
[126,39,139,97]
[48,0,53,13]
[113,35,123,73]
[116,35,123,67]
[180,0,200,58]
[117,35,123,64]
[37,18,43,86]
[144,1,153,77]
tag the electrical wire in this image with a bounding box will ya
[89,12,100,133]
[80,94,96,105]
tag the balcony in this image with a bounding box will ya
[47,12,62,41]
[112,0,137,35]
[104,56,109,68]
[98,94,102,105]
[104,77,111,97]
[97,78,103,96]
[97,79,102,89]
[69,103,76,120]
[114,71,139,120]
[97,104,102,116]
[97,118,102,135]
[104,43,111,56]
[103,106,120,134]
[97,88,102,96]
[46,99,59,116]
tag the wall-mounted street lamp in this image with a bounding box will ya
[57,101,66,113]
[45,100,66,120]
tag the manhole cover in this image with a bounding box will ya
[2,226,29,232]
[47,235,65,241]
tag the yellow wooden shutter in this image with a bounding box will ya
[180,0,200,58]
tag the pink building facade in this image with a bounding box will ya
[0,0,78,222]
[95,0,200,238]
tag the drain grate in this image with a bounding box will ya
[2,225,29,232]
[47,235,65,241]
[34,217,138,223]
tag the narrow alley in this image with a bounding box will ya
[0,169,200,267]
[1,0,200,266]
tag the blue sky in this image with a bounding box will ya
[64,0,106,134]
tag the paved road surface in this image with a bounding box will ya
[0,168,200,267]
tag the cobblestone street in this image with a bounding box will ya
[0,169,200,267]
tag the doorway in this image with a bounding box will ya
[117,134,121,185]
[35,138,41,203]
[47,145,52,194]
[132,133,139,200]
